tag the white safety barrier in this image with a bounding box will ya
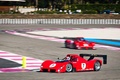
[0,19,119,24]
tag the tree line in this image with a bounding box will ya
[0,0,119,10]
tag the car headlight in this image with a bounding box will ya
[40,65,43,68]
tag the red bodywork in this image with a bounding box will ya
[64,37,95,49]
[40,54,107,73]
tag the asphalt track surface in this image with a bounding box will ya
[0,24,120,80]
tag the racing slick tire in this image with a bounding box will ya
[65,42,69,48]
[94,61,101,71]
[66,64,73,72]
[72,68,76,72]
[69,43,76,49]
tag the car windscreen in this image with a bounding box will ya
[56,59,69,62]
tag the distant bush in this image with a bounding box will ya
[82,10,97,14]
[71,4,120,14]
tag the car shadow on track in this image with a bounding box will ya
[61,47,96,50]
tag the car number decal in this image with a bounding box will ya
[81,63,86,69]
[49,63,56,68]
[84,44,88,46]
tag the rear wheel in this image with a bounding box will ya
[72,68,76,72]
[94,61,101,71]
[66,64,73,72]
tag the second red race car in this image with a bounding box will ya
[64,37,95,50]
[40,53,107,73]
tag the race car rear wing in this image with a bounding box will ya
[79,54,107,64]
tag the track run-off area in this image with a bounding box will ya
[0,24,120,80]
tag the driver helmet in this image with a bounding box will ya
[66,56,70,60]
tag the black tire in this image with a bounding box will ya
[72,68,76,72]
[94,61,101,71]
[70,43,76,49]
[65,42,68,48]
[66,64,73,72]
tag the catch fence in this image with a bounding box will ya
[0,19,119,24]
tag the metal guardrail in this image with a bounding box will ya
[0,19,120,24]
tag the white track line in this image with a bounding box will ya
[5,29,120,51]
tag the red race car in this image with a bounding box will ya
[64,37,95,50]
[40,54,107,73]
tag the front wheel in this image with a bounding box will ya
[94,61,101,71]
[66,64,73,72]
[69,43,76,49]
[65,42,69,48]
